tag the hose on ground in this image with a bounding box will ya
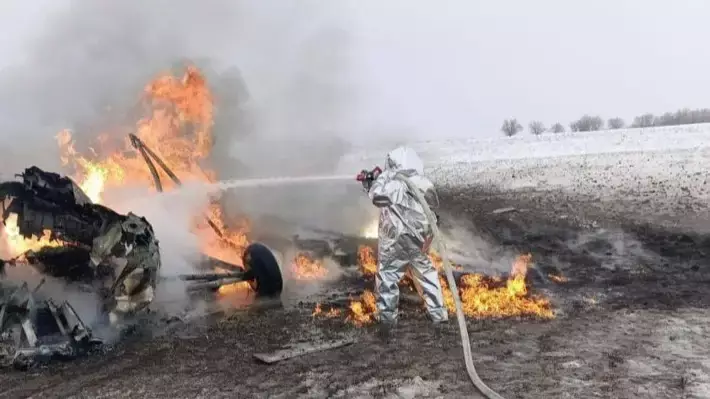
[397,173,505,399]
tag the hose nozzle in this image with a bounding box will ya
[356,166,382,192]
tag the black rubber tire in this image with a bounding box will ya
[242,243,283,297]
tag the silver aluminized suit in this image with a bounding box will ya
[366,146,448,324]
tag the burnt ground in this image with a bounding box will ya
[3,187,710,399]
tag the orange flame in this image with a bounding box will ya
[357,245,377,276]
[211,265,253,297]
[312,303,341,318]
[443,253,552,318]
[291,253,328,280]
[217,281,252,296]
[55,66,215,199]
[2,213,63,258]
[346,290,377,326]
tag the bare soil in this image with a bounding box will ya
[3,187,710,399]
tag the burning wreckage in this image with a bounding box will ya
[0,162,285,368]
[0,165,158,368]
[0,67,393,370]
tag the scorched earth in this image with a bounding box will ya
[2,66,710,398]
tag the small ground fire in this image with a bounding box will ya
[291,253,328,280]
[314,246,555,325]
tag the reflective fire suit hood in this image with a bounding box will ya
[367,146,447,323]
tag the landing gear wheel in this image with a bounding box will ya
[242,243,283,297]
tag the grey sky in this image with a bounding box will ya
[351,0,710,137]
[0,0,707,142]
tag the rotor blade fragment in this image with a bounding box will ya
[253,338,355,364]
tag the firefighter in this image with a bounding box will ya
[359,146,448,326]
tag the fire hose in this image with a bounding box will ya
[396,173,505,399]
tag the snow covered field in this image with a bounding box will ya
[339,123,710,197]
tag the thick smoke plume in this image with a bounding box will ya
[0,0,374,237]
[0,1,380,328]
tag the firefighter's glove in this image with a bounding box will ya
[360,170,375,192]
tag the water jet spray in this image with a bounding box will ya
[213,174,353,190]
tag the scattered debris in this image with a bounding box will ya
[0,282,100,369]
[561,360,583,369]
[492,206,517,215]
[253,338,355,364]
[0,166,160,323]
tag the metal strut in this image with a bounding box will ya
[128,133,226,240]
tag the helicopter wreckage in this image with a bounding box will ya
[0,134,379,369]
[0,135,284,368]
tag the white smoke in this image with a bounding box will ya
[439,218,528,276]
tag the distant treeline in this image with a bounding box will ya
[500,108,710,137]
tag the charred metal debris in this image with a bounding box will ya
[0,166,161,368]
[0,281,100,369]
[0,166,160,319]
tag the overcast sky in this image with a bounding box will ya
[0,0,707,142]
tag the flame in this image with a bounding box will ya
[428,250,445,272]
[346,289,377,326]
[444,253,553,319]
[208,266,252,296]
[441,274,553,319]
[55,66,216,196]
[217,281,252,296]
[56,129,116,204]
[357,245,377,276]
[428,250,465,272]
[291,253,328,280]
[197,206,250,266]
[312,303,341,318]
[2,213,63,257]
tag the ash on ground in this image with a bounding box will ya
[1,185,708,399]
